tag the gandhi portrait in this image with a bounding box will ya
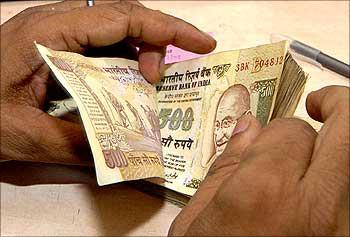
[214,84,251,155]
[201,84,251,167]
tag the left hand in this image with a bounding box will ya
[0,0,216,165]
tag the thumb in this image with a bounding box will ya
[209,114,262,175]
[169,115,262,236]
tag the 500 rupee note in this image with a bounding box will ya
[36,44,164,185]
[40,41,307,198]
[156,41,294,195]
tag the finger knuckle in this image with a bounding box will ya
[113,2,140,37]
[270,117,316,140]
[21,6,39,16]
[15,12,51,34]
[289,118,316,135]
[21,5,52,19]
[152,9,164,15]
[108,1,134,16]
[321,86,350,111]
[323,85,349,97]
[120,0,139,14]
[268,117,287,128]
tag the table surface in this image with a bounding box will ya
[1,1,349,236]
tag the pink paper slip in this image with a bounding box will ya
[165,32,214,64]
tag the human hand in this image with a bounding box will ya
[169,86,349,236]
[0,0,216,165]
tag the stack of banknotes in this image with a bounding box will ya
[37,41,308,206]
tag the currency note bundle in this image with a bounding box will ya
[36,41,307,198]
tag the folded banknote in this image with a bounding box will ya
[37,41,307,198]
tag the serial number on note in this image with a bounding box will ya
[235,56,284,73]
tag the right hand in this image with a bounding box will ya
[170,86,349,236]
[0,0,216,165]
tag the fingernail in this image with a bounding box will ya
[232,115,251,137]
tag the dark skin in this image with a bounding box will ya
[1,1,349,236]
[0,0,216,165]
[169,86,349,236]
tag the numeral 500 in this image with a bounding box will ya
[159,108,194,131]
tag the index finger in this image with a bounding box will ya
[32,1,216,52]
[305,86,349,192]
[306,86,349,124]
[11,1,216,83]
[306,86,349,149]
